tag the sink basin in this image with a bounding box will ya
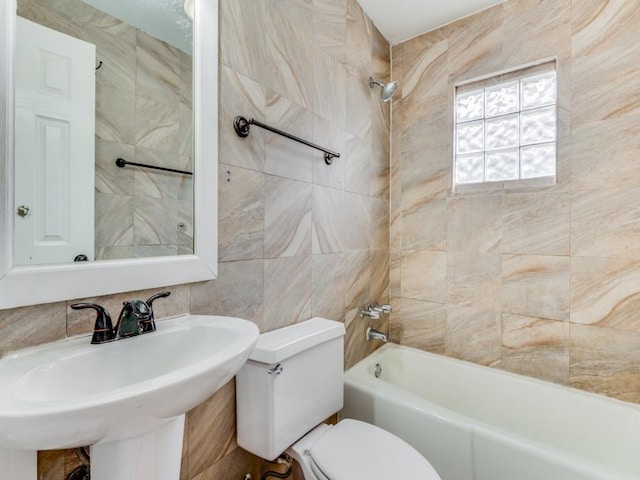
[0,314,259,480]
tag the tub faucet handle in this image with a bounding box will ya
[359,305,381,320]
[373,303,392,314]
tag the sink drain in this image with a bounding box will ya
[374,363,382,378]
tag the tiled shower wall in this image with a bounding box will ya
[18,0,194,260]
[390,0,640,403]
[0,0,390,478]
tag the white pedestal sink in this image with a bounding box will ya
[0,314,259,480]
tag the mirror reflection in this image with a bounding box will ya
[14,0,194,267]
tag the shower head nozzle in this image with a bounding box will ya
[368,76,397,102]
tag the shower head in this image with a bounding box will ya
[368,77,397,102]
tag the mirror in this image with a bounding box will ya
[0,0,218,309]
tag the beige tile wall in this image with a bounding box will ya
[391,0,640,402]
[0,0,390,478]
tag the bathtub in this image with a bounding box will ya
[342,343,640,480]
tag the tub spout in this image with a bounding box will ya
[366,327,388,343]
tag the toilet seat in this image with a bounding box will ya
[308,419,441,480]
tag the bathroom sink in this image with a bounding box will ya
[0,314,259,452]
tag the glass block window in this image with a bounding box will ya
[454,63,557,190]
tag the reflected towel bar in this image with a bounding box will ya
[115,158,193,176]
[233,115,340,165]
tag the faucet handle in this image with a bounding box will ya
[373,303,392,314]
[142,291,171,333]
[70,303,114,344]
[359,305,381,320]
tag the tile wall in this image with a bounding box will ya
[0,0,390,478]
[18,0,194,260]
[391,0,640,402]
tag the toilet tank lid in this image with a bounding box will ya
[249,318,345,364]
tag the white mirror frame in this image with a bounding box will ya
[0,0,218,309]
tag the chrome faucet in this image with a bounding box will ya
[70,291,171,344]
[359,305,381,320]
[366,327,388,343]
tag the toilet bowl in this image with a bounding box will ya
[236,318,442,480]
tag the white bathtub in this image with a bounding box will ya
[342,343,640,480]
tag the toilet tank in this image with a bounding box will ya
[236,318,346,461]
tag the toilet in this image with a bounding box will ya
[236,317,442,480]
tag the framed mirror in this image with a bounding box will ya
[0,0,218,309]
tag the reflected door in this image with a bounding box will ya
[14,17,95,266]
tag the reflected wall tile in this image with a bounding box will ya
[401,250,446,303]
[571,257,640,332]
[312,116,347,189]
[265,94,314,182]
[190,260,264,325]
[218,165,264,262]
[178,104,193,158]
[312,253,347,320]
[446,305,501,367]
[134,245,177,257]
[0,302,66,357]
[263,256,312,331]
[264,175,312,258]
[502,254,570,321]
[187,381,237,478]
[219,0,267,84]
[502,191,570,255]
[90,17,136,95]
[95,84,135,144]
[571,0,640,58]
[447,196,501,253]
[218,65,266,172]
[95,193,133,247]
[134,148,185,200]
[571,188,640,258]
[570,324,640,403]
[502,314,569,385]
[135,30,181,103]
[390,298,445,354]
[135,97,180,152]
[95,139,134,194]
[133,196,178,246]
[447,252,502,311]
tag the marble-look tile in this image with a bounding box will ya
[501,254,570,321]
[571,257,640,332]
[502,314,569,385]
[370,249,390,303]
[445,5,504,83]
[571,188,640,258]
[400,37,448,105]
[312,253,347,320]
[571,0,640,58]
[0,302,66,357]
[312,186,346,253]
[445,305,501,367]
[502,0,571,67]
[401,93,452,154]
[95,246,134,261]
[265,0,314,108]
[502,191,570,255]
[570,324,640,403]
[95,83,135,144]
[264,93,314,182]
[371,24,390,84]
[571,45,640,123]
[345,133,372,196]
[345,307,384,369]
[447,196,501,253]
[190,260,264,325]
[134,148,187,200]
[133,196,178,246]
[178,103,193,159]
[400,144,451,210]
[447,252,502,311]
[342,192,371,252]
[218,165,264,262]
[345,74,372,141]
[134,97,180,152]
[135,30,181,103]
[187,380,237,478]
[343,251,371,311]
[219,0,267,84]
[389,250,401,298]
[401,198,447,251]
[312,0,347,66]
[401,250,447,303]
[95,193,134,247]
[263,256,312,331]
[345,0,372,79]
[370,93,391,149]
[190,446,261,480]
[134,245,178,258]
[94,139,134,195]
[390,298,446,354]
[312,116,347,189]
[369,197,389,251]
[179,50,193,106]
[311,48,348,129]
[264,175,312,258]
[218,64,266,172]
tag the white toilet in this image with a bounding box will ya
[236,317,442,480]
